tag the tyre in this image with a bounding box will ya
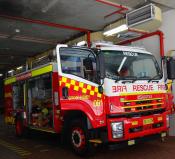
[69,120,95,156]
[15,117,29,137]
[15,118,24,137]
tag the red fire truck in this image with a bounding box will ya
[4,43,175,155]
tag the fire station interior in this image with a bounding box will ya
[0,0,175,158]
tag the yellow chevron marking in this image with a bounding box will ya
[0,139,31,157]
[82,88,87,94]
[97,93,102,98]
[79,82,84,88]
[74,86,79,91]
[94,87,98,93]
[62,77,67,83]
[65,83,70,88]
[87,85,91,90]
[90,91,95,96]
[70,80,76,85]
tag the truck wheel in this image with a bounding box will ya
[15,119,24,137]
[70,120,95,156]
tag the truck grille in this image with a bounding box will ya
[129,122,163,133]
[122,98,164,112]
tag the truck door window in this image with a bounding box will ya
[60,48,97,82]
[28,73,53,128]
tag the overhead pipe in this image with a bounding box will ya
[118,30,165,57]
[96,0,128,10]
[128,28,148,35]
[0,54,29,57]
[96,0,128,18]
[0,14,91,47]
[0,32,57,45]
[13,35,57,45]
[87,31,91,47]
[104,8,125,18]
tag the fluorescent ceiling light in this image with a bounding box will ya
[8,70,14,74]
[15,29,20,33]
[42,0,59,13]
[17,66,23,70]
[103,24,128,36]
[39,56,46,60]
[77,41,87,46]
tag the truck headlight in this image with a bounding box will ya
[166,115,170,128]
[111,122,124,139]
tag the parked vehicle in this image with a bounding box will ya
[4,43,175,155]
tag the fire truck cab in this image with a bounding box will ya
[4,43,175,155]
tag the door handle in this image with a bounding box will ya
[62,87,68,99]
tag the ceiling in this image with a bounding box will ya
[0,0,173,74]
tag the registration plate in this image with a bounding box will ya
[128,140,135,146]
[143,118,154,125]
[161,132,167,137]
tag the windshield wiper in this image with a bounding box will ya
[106,73,121,82]
[106,73,138,83]
[115,76,122,83]
[115,76,138,83]
[148,73,162,83]
[121,76,138,83]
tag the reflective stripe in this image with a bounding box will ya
[31,65,52,77]
[120,91,165,96]
[4,77,16,85]
[4,93,12,98]
[4,65,53,85]
[122,102,163,109]
[5,116,15,124]
[30,127,55,133]
[121,98,163,103]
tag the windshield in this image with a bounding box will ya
[103,50,162,80]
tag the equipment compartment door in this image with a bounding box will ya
[27,73,53,129]
[13,81,25,110]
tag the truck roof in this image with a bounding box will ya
[91,42,151,55]
[100,45,151,55]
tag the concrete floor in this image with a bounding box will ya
[0,115,175,159]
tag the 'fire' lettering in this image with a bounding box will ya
[112,86,127,93]
[158,84,165,90]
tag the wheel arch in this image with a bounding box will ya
[61,100,105,129]
[63,110,93,130]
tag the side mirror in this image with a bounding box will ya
[167,57,175,79]
[98,85,103,94]
[97,53,105,79]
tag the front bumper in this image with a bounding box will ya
[108,132,166,150]
[107,111,168,142]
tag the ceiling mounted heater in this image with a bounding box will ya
[126,3,162,32]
